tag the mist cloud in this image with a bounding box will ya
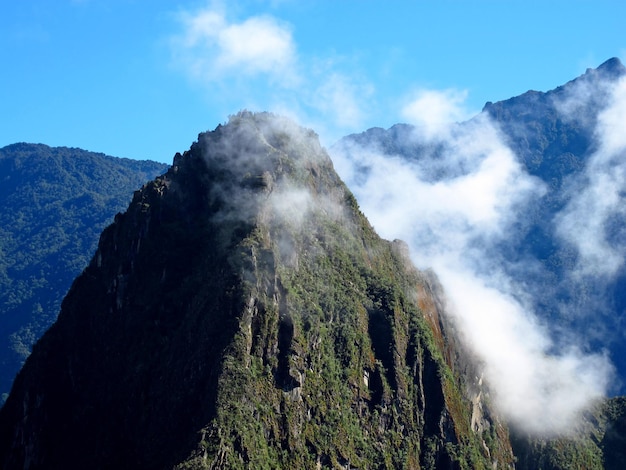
[401,88,472,138]
[331,89,614,435]
[200,113,346,237]
[171,5,297,84]
[556,76,626,279]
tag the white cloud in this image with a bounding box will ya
[402,88,472,139]
[597,76,626,154]
[313,73,373,129]
[339,113,541,247]
[555,76,626,279]
[439,263,612,434]
[217,16,295,75]
[331,90,614,435]
[169,4,374,138]
[172,6,297,85]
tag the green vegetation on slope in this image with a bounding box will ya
[169,113,513,469]
[512,396,626,470]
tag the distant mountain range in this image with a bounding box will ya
[0,143,168,400]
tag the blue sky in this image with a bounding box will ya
[1,0,625,164]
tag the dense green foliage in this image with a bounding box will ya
[0,143,168,400]
[512,396,626,470]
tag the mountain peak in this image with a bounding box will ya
[0,115,513,469]
[196,111,326,170]
[593,56,625,77]
[482,58,625,114]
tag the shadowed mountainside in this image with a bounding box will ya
[0,143,168,400]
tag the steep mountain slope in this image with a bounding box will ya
[0,113,513,469]
[0,143,168,400]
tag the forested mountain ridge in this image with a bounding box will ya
[0,143,168,400]
[0,113,514,469]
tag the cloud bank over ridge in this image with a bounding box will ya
[556,75,626,280]
[332,88,616,435]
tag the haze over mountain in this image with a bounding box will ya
[0,144,168,400]
[332,58,626,435]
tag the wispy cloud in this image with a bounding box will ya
[313,72,372,129]
[555,76,626,279]
[402,88,472,138]
[171,6,297,85]
[331,89,614,435]
[168,3,371,137]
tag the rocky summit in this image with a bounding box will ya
[0,112,512,469]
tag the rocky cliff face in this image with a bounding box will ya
[0,112,513,469]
